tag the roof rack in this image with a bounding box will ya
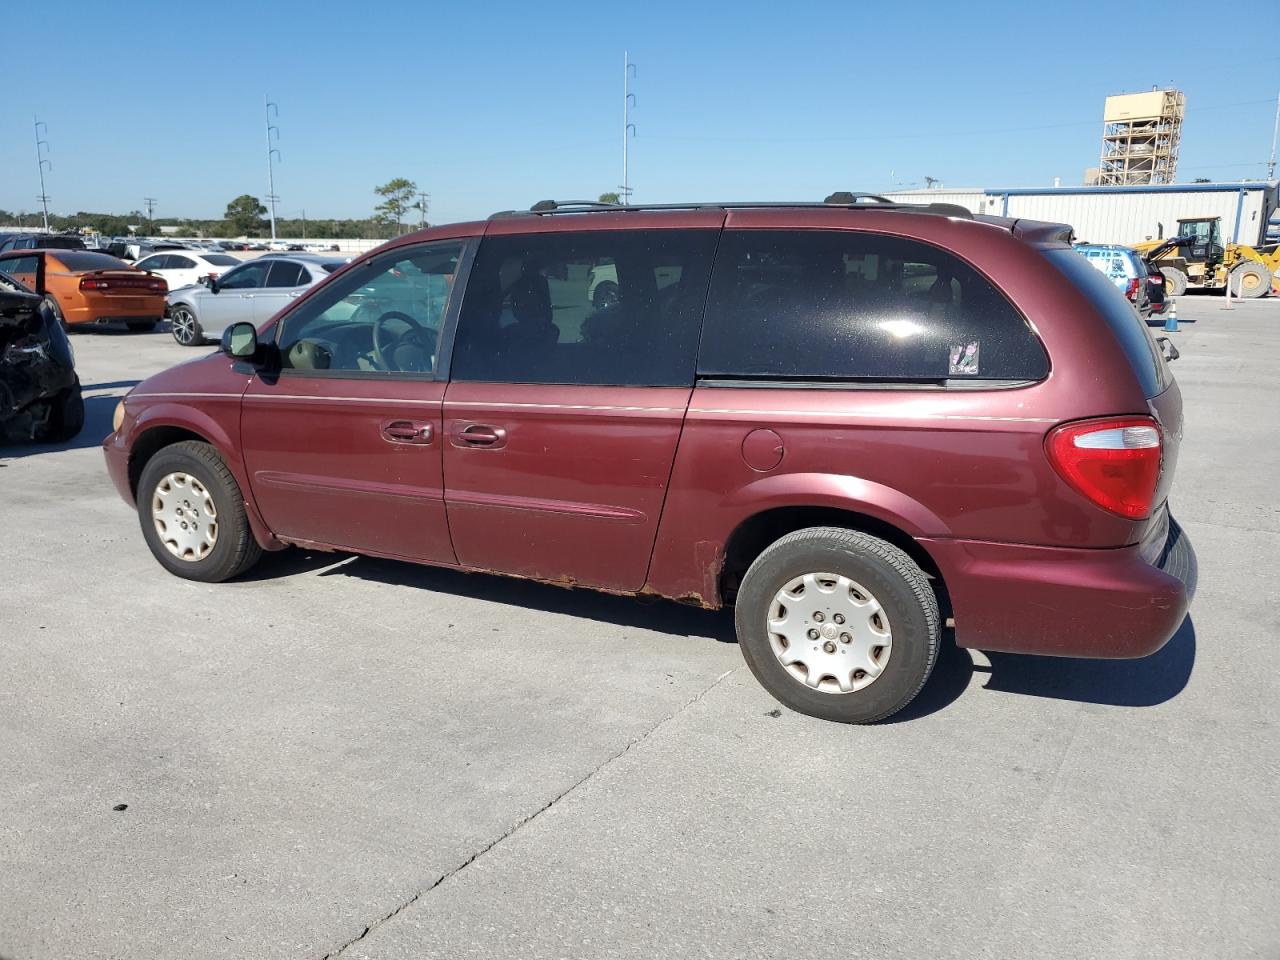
[490,195,972,220]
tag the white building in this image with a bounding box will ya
[886,182,1280,246]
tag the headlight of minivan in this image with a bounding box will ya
[112,400,125,433]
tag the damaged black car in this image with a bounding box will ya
[0,270,83,444]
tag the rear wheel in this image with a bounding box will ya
[1160,267,1188,297]
[35,378,84,443]
[169,305,203,346]
[1230,263,1270,299]
[137,440,262,582]
[734,527,939,723]
[42,295,68,330]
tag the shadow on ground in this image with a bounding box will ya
[311,553,737,643]
[249,550,1195,720]
[894,615,1196,720]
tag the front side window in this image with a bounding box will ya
[277,240,462,376]
[698,230,1049,383]
[451,229,718,386]
[218,261,270,290]
[1,255,39,277]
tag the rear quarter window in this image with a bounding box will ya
[1045,247,1171,397]
[698,230,1048,383]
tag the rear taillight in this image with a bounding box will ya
[1045,417,1162,520]
[1125,277,1140,300]
[80,277,109,290]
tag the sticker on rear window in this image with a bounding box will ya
[950,342,979,376]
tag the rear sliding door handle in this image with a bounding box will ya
[450,423,507,449]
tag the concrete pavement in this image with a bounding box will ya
[1,295,1277,959]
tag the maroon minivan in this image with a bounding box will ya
[103,197,1196,723]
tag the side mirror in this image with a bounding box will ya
[207,276,220,293]
[221,322,260,360]
[1156,336,1180,362]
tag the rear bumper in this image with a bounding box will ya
[65,301,166,324]
[921,514,1196,659]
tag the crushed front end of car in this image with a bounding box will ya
[0,272,83,444]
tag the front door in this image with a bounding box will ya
[201,259,270,335]
[0,254,41,293]
[442,224,721,592]
[240,239,468,562]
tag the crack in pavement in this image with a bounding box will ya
[318,667,738,960]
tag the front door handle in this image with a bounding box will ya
[450,423,507,449]
[381,419,434,444]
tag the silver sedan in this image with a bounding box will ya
[165,255,346,346]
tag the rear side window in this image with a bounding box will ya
[265,261,305,288]
[1045,247,1170,397]
[698,230,1048,383]
[452,229,718,386]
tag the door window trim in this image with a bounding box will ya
[270,237,478,383]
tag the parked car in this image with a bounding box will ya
[0,249,167,332]
[0,233,86,254]
[104,198,1195,724]
[164,255,345,345]
[1074,243,1152,319]
[217,240,250,252]
[0,269,83,443]
[134,250,241,291]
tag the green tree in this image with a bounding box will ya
[598,192,621,204]
[224,195,267,236]
[374,178,417,235]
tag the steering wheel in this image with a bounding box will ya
[371,310,432,372]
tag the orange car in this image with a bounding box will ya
[0,249,167,331]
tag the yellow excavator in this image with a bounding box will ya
[1134,216,1280,299]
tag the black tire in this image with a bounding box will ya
[169,304,203,346]
[1160,267,1188,297]
[38,378,84,443]
[127,320,158,332]
[734,527,939,723]
[1230,263,1270,299]
[591,280,620,310]
[43,295,69,330]
[137,440,262,582]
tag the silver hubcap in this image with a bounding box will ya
[767,572,892,694]
[152,472,218,561]
[172,310,196,344]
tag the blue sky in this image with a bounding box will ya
[3,0,1277,224]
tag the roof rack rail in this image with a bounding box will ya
[488,197,972,220]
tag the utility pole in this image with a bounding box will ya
[621,52,636,204]
[1268,89,1279,181]
[34,118,51,232]
[300,209,306,240]
[144,198,157,235]
[416,191,429,229]
[265,95,281,241]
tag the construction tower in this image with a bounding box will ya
[1095,89,1185,185]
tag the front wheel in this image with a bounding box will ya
[1160,267,1188,297]
[169,305,203,346]
[734,527,939,723]
[1230,263,1270,299]
[35,378,84,443]
[137,440,262,582]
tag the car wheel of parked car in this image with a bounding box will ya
[1230,263,1270,299]
[169,306,203,346]
[137,441,262,582]
[591,280,620,310]
[127,320,157,332]
[1160,267,1188,297]
[42,295,68,330]
[36,378,84,443]
[734,527,939,723]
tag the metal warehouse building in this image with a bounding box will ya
[886,182,1280,247]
